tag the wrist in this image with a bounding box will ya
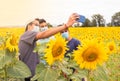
[64,24,69,28]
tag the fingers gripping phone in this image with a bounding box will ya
[76,15,86,23]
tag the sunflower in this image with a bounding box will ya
[44,35,68,65]
[107,40,116,54]
[5,33,18,52]
[73,39,108,70]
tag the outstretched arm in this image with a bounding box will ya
[35,13,79,40]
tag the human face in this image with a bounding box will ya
[61,31,69,39]
[39,22,47,28]
[61,29,69,39]
[33,20,39,26]
[32,25,39,32]
[27,23,39,31]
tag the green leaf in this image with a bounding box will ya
[32,68,59,81]
[7,61,31,78]
[42,68,59,81]
[0,53,13,69]
[31,74,41,81]
[36,63,46,74]
[31,63,46,80]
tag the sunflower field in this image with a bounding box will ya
[0,27,120,81]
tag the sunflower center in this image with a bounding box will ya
[82,47,98,62]
[86,53,97,62]
[109,45,114,51]
[52,46,63,57]
[10,38,17,46]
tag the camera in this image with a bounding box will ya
[76,15,86,23]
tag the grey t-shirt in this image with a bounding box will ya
[18,31,39,77]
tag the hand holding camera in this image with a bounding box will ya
[65,13,86,28]
[76,15,86,23]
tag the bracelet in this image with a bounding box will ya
[64,24,69,28]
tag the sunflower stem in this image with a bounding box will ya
[87,70,91,81]
[4,65,8,81]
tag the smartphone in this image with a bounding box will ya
[76,15,86,23]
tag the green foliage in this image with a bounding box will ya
[0,52,13,69]
[92,14,105,27]
[112,11,120,26]
[90,65,109,81]
[0,49,31,80]
[82,18,92,27]
[32,63,59,81]
[33,42,120,81]
[1,33,120,81]
[32,57,88,81]
[34,42,47,54]
[7,61,31,78]
[106,53,120,81]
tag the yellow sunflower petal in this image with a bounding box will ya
[107,40,117,54]
[44,35,68,65]
[5,33,18,52]
[73,39,108,70]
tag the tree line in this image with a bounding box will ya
[47,11,120,27]
[74,11,120,27]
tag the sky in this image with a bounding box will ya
[0,0,120,27]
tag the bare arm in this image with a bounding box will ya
[35,13,79,40]
[35,24,67,40]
